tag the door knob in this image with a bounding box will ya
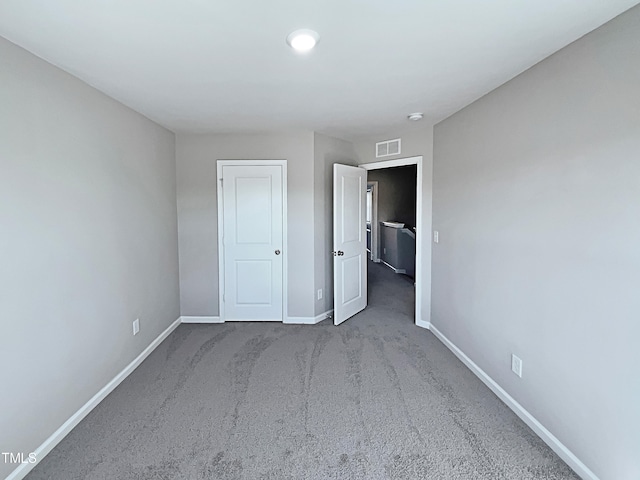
[275,249,281,255]
[338,251,344,256]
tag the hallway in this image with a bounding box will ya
[367,259,415,321]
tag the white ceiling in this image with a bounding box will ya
[1,0,638,139]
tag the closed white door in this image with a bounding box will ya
[333,164,367,325]
[220,164,284,321]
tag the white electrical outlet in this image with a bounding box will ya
[433,230,439,243]
[133,318,140,336]
[317,289,323,300]
[511,354,522,378]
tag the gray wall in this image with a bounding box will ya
[432,7,640,480]
[313,133,358,316]
[367,165,417,228]
[0,37,179,479]
[176,132,316,318]
[353,125,433,325]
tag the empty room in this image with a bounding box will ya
[1,1,639,479]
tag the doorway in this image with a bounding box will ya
[216,160,287,322]
[362,156,423,324]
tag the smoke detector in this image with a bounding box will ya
[408,112,424,121]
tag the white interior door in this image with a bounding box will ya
[221,164,284,321]
[333,164,367,325]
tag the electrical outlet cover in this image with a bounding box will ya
[511,354,522,377]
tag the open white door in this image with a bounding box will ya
[333,164,367,325]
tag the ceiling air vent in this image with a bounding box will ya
[375,138,401,158]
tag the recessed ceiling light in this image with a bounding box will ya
[287,29,320,53]
[408,113,424,121]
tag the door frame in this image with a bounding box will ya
[216,159,288,322]
[366,181,379,262]
[361,156,423,327]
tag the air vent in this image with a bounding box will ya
[375,138,401,158]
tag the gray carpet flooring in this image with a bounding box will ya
[26,262,579,479]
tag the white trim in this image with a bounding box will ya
[361,156,420,170]
[428,323,598,480]
[284,317,316,324]
[381,260,406,274]
[415,319,431,329]
[360,156,426,326]
[222,318,282,322]
[285,309,333,325]
[281,164,289,324]
[6,317,182,480]
[367,181,379,262]
[180,316,223,324]
[216,160,288,323]
[216,162,225,322]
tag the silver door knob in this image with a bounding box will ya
[275,249,281,255]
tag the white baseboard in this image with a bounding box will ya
[427,323,598,480]
[318,309,333,323]
[381,261,406,274]
[180,316,223,324]
[6,317,182,480]
[181,314,333,325]
[285,309,333,325]
[415,318,431,329]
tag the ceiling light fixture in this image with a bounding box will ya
[408,113,424,121]
[286,29,319,53]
